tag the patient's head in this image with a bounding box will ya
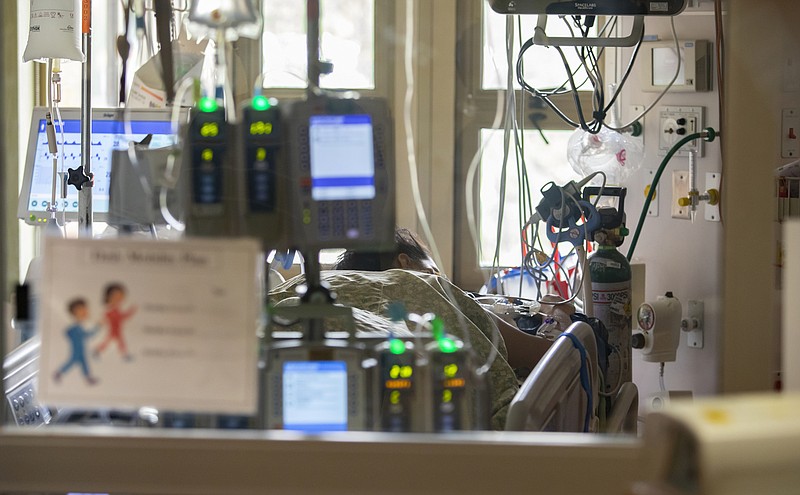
[333,228,440,275]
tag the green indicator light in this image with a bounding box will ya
[198,97,218,113]
[438,337,457,354]
[431,317,445,341]
[252,95,271,111]
[389,339,405,355]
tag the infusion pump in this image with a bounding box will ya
[262,332,484,433]
[283,97,395,252]
[3,332,483,433]
[181,95,395,253]
[3,338,50,427]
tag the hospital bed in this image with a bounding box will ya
[505,321,638,434]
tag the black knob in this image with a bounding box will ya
[676,127,688,135]
[676,118,687,125]
[632,333,646,349]
[66,166,93,191]
[665,291,674,298]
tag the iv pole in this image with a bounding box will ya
[307,0,321,95]
[0,4,7,426]
[78,0,93,237]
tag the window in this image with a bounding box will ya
[454,1,602,287]
[478,129,578,266]
[262,0,376,90]
[481,2,597,91]
[52,2,120,107]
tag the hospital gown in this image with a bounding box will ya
[269,269,520,430]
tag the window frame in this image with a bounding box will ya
[453,0,602,288]
[259,0,394,102]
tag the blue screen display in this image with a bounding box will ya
[282,361,348,432]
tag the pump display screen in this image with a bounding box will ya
[282,361,348,432]
[308,115,376,201]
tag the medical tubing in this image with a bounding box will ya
[558,331,593,432]
[156,77,196,232]
[516,17,624,135]
[46,59,58,215]
[602,27,643,117]
[606,17,680,131]
[688,149,697,196]
[522,172,605,303]
[121,75,190,231]
[465,91,504,273]
[659,362,666,392]
[54,105,67,225]
[489,16,517,285]
[403,0,443,275]
[627,128,718,261]
[403,0,481,365]
[409,312,434,364]
[123,98,155,201]
[522,16,618,99]
[527,187,582,305]
[216,32,237,123]
[598,350,624,397]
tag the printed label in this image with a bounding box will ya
[592,281,632,393]
[650,2,669,12]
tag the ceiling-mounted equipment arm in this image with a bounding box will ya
[533,14,644,47]
[487,0,688,16]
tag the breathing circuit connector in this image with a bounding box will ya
[700,127,717,142]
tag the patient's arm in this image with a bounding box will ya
[487,312,551,371]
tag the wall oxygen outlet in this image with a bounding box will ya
[671,170,690,220]
[659,106,705,157]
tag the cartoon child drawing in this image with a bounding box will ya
[53,298,100,385]
[94,283,138,361]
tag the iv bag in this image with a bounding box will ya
[188,0,261,41]
[22,0,84,63]
[567,127,644,185]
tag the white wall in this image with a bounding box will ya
[612,11,723,410]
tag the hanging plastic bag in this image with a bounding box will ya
[23,0,84,62]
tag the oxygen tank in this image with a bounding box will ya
[583,187,632,405]
[589,241,632,399]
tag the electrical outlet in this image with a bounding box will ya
[659,106,705,157]
[671,170,690,219]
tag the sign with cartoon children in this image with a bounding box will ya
[38,237,262,414]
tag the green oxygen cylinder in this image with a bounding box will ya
[589,235,632,402]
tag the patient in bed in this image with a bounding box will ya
[269,228,551,429]
[333,228,552,372]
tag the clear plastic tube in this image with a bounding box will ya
[157,78,196,233]
[404,0,500,374]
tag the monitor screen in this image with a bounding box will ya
[282,361,348,432]
[308,114,376,201]
[19,108,179,224]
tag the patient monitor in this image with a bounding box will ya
[18,107,179,225]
